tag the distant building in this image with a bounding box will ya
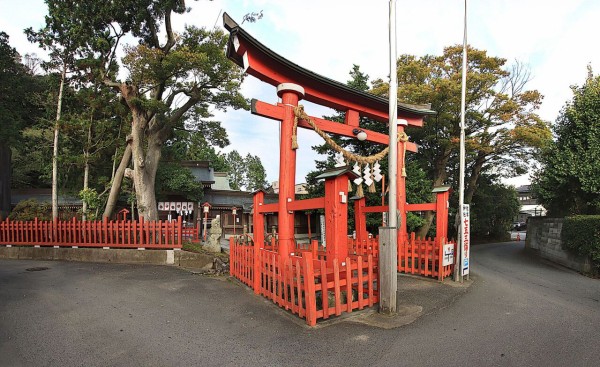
[515,185,546,223]
[10,188,82,220]
[271,181,309,195]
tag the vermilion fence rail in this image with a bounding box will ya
[229,238,379,326]
[0,217,183,249]
[347,237,380,258]
[398,233,455,280]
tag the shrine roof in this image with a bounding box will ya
[315,166,360,180]
[223,13,435,123]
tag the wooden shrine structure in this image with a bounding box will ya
[223,13,455,325]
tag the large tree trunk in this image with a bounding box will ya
[52,66,66,220]
[464,152,486,204]
[82,161,89,221]
[82,124,92,221]
[0,143,11,219]
[103,144,131,219]
[130,123,161,220]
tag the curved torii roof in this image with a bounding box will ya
[223,13,435,126]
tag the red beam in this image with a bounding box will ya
[363,205,388,213]
[406,203,436,212]
[252,99,417,152]
[288,198,325,211]
[256,203,278,214]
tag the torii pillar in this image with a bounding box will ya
[276,83,304,260]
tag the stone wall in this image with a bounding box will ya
[526,217,592,272]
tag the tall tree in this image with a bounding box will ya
[26,2,85,219]
[244,154,268,192]
[533,67,600,215]
[0,32,47,218]
[33,0,248,220]
[372,46,551,235]
[225,150,245,190]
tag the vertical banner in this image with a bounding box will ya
[461,204,470,276]
[319,214,326,246]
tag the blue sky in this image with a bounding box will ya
[1,0,599,187]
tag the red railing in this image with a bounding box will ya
[398,233,455,280]
[181,224,200,243]
[230,237,254,287]
[347,237,380,258]
[0,217,183,249]
[229,237,379,326]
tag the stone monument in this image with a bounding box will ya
[204,215,222,253]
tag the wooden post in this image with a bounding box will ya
[435,190,450,242]
[302,252,317,326]
[378,226,397,314]
[177,216,183,247]
[306,211,312,241]
[324,174,349,266]
[276,83,304,261]
[253,191,265,294]
[354,197,367,246]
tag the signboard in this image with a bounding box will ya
[461,204,470,276]
[169,202,176,211]
[442,244,455,266]
[158,202,165,211]
[319,214,326,246]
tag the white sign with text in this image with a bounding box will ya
[461,204,470,276]
[442,244,455,266]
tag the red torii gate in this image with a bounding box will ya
[224,14,453,324]
[223,13,435,259]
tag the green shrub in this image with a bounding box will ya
[562,215,600,273]
[8,199,52,221]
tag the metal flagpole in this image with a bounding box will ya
[455,0,468,282]
[379,0,398,314]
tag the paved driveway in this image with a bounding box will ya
[1,242,599,366]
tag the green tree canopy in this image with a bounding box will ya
[371,46,551,236]
[244,154,268,192]
[0,32,50,217]
[533,67,600,216]
[470,175,519,239]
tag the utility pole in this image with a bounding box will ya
[455,0,469,282]
[379,0,398,314]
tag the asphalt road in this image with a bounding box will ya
[1,242,599,367]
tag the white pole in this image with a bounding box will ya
[379,0,399,315]
[388,0,398,230]
[456,0,468,282]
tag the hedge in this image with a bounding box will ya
[561,215,600,273]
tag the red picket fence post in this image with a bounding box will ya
[302,252,317,326]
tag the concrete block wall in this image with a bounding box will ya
[526,218,592,273]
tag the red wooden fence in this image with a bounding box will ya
[229,237,379,326]
[0,217,183,249]
[398,233,455,280]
